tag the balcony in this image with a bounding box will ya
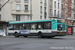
[67,17,72,20]
[11,10,30,15]
[24,10,29,12]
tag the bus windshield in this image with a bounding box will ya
[57,20,65,23]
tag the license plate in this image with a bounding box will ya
[60,32,62,33]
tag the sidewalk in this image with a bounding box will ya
[66,32,75,36]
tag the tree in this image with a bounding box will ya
[0,0,9,10]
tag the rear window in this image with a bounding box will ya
[57,24,62,30]
[57,24,66,30]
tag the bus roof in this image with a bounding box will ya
[9,20,51,24]
[9,19,65,24]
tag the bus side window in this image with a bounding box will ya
[24,27,26,29]
[31,24,37,30]
[9,24,14,30]
[38,23,43,29]
[38,25,42,29]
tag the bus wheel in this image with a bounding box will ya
[24,36,28,38]
[14,33,19,37]
[52,36,55,38]
[48,37,52,38]
[38,33,43,38]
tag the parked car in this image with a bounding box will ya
[0,30,5,36]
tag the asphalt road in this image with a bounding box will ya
[0,36,75,50]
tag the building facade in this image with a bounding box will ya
[72,0,75,25]
[0,0,31,21]
[0,0,63,21]
[62,0,75,26]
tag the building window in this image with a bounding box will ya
[0,4,1,11]
[16,15,20,21]
[0,4,1,8]
[70,14,71,17]
[58,11,59,17]
[16,4,20,10]
[61,11,63,17]
[24,16,29,21]
[65,5,67,11]
[62,4,63,10]
[0,15,1,20]
[44,0,46,4]
[62,0,63,3]
[44,7,46,19]
[44,16,46,19]
[24,0,28,2]
[44,7,46,12]
[74,14,75,19]
[30,16,32,20]
[50,0,52,8]
[40,6,42,12]
[54,10,56,17]
[58,3,59,9]
[54,2,56,8]
[50,9,52,16]
[44,0,46,6]
[16,0,20,3]
[65,13,67,18]
[25,5,28,11]
[40,16,42,19]
[65,0,67,3]
[40,0,42,3]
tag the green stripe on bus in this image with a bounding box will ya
[9,20,52,24]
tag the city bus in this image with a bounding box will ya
[8,19,67,38]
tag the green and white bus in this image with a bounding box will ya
[8,19,67,38]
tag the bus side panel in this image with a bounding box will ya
[51,20,57,36]
[51,20,57,30]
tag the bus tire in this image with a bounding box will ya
[48,36,52,38]
[24,36,28,38]
[52,36,55,38]
[38,32,43,38]
[14,33,19,37]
